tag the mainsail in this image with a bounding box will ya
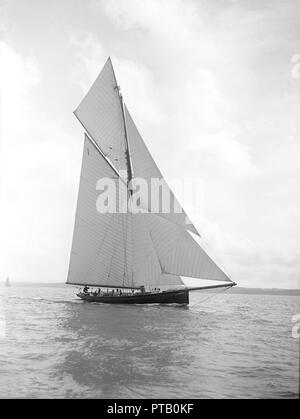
[68,136,132,288]
[67,58,233,290]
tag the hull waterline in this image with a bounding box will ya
[77,288,189,305]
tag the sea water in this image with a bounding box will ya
[0,285,299,398]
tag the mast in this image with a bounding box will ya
[115,85,134,193]
[115,85,133,287]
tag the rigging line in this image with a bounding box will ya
[122,99,134,184]
[122,195,130,287]
[128,210,134,289]
[115,89,134,190]
[107,211,117,282]
[196,285,232,304]
[125,211,130,286]
[121,207,126,287]
[145,219,164,275]
[109,57,134,185]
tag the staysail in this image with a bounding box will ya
[67,58,233,289]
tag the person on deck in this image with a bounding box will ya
[83,285,89,294]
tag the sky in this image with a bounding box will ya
[0,0,299,288]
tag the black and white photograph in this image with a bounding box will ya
[0,0,299,401]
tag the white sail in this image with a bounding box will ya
[74,57,127,175]
[145,213,232,283]
[125,106,199,236]
[67,135,131,287]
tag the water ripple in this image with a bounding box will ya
[0,287,299,398]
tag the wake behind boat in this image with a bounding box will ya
[66,57,236,304]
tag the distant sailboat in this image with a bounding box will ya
[5,277,10,287]
[67,57,236,304]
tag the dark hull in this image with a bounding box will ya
[77,289,189,305]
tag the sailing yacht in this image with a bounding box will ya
[67,57,236,304]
